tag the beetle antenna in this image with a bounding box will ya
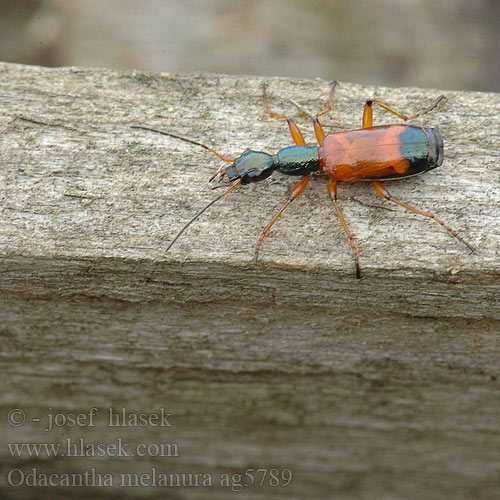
[131,125,235,163]
[208,163,228,183]
[166,179,242,252]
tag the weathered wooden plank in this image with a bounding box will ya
[1,63,499,500]
[1,63,498,282]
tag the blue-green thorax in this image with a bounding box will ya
[225,145,320,184]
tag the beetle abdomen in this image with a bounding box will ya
[319,125,443,182]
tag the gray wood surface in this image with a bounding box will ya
[1,62,499,499]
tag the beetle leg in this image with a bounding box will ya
[289,81,337,145]
[253,174,311,263]
[327,179,361,279]
[262,83,306,146]
[362,95,447,128]
[311,80,337,145]
[372,181,475,251]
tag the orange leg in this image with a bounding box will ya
[253,84,313,262]
[362,95,447,128]
[372,181,475,251]
[327,179,361,279]
[290,81,337,145]
[262,83,306,146]
[253,174,311,263]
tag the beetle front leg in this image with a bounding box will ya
[253,174,311,263]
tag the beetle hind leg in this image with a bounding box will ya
[372,181,475,252]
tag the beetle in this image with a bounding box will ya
[132,81,474,278]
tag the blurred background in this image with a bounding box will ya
[1,0,499,91]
